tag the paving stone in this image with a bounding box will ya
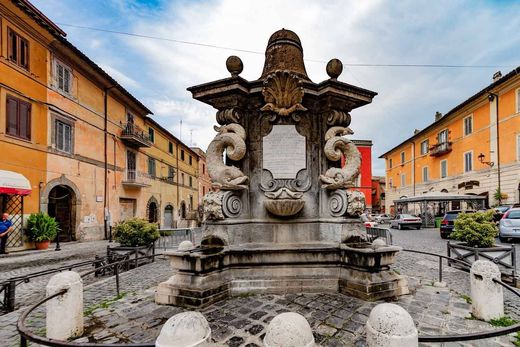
[316,323,337,337]
[226,336,244,347]
[246,324,264,335]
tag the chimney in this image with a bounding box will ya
[413,129,420,135]
[493,71,502,82]
[435,111,442,121]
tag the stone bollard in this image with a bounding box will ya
[46,271,83,340]
[470,260,504,320]
[155,311,211,347]
[178,240,195,251]
[366,303,418,347]
[264,312,315,347]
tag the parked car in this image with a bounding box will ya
[390,214,422,230]
[493,205,513,222]
[440,210,476,239]
[374,214,393,224]
[499,208,520,242]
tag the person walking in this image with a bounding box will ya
[0,213,13,254]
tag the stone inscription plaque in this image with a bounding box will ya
[262,125,306,179]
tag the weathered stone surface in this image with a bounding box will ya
[263,312,315,347]
[46,271,83,340]
[155,312,211,347]
[365,303,418,347]
[470,260,504,321]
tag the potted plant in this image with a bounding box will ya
[26,212,59,250]
[447,211,515,278]
[494,188,508,204]
[110,218,160,264]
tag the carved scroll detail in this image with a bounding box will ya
[222,191,242,218]
[203,191,243,220]
[320,126,361,190]
[260,70,308,116]
[326,110,351,127]
[207,124,248,190]
[216,108,241,125]
[329,190,348,217]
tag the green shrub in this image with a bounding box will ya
[26,212,59,242]
[452,210,498,248]
[113,218,160,247]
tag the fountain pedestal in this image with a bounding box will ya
[156,29,408,308]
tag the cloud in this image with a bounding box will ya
[31,0,520,175]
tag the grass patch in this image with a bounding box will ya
[460,294,472,304]
[84,292,127,316]
[488,316,518,327]
[35,327,46,336]
[513,332,520,347]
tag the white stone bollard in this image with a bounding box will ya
[366,303,418,347]
[155,311,211,347]
[46,271,83,340]
[470,260,504,320]
[178,240,195,252]
[264,312,315,347]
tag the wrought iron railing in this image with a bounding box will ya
[429,141,452,156]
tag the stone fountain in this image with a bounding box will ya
[156,29,408,307]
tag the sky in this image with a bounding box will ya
[31,0,520,175]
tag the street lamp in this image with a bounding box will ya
[488,92,501,204]
[477,153,494,167]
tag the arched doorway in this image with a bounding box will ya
[48,185,75,241]
[164,205,174,228]
[148,202,158,224]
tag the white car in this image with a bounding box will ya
[499,208,520,242]
[390,214,422,230]
[374,214,393,224]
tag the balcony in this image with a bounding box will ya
[429,142,452,157]
[120,122,152,148]
[122,170,151,188]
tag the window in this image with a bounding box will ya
[422,167,429,182]
[438,129,448,143]
[463,115,473,136]
[389,158,393,169]
[181,150,185,161]
[6,95,31,140]
[464,151,473,173]
[54,59,72,94]
[181,173,185,185]
[148,157,156,177]
[189,176,193,187]
[400,174,406,187]
[400,151,405,164]
[168,141,173,154]
[8,28,29,69]
[389,178,393,189]
[420,140,429,155]
[189,156,193,165]
[202,164,205,174]
[440,160,448,178]
[189,196,193,210]
[167,165,175,182]
[55,120,72,153]
[517,134,520,161]
[148,127,155,143]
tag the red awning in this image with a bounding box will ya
[0,170,32,196]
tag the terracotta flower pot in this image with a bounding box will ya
[35,240,50,250]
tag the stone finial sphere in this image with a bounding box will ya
[326,58,343,80]
[371,238,386,249]
[367,303,416,337]
[226,55,243,77]
[155,312,210,347]
[264,312,315,347]
[178,240,195,251]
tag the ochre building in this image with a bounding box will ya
[0,0,199,250]
[380,68,520,213]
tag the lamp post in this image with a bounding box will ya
[488,92,501,204]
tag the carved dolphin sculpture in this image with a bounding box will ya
[206,123,248,190]
[320,126,361,190]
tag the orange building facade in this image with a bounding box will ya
[0,0,199,250]
[380,68,520,213]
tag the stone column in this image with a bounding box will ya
[155,312,211,347]
[264,312,315,347]
[366,303,418,347]
[46,271,83,340]
[470,260,504,320]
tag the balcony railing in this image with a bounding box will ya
[122,169,151,188]
[120,122,152,148]
[429,141,452,157]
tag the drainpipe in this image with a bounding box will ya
[489,92,501,204]
[104,86,116,239]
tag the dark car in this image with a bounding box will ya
[493,205,514,222]
[440,210,475,239]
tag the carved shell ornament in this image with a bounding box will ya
[260,70,308,116]
[206,123,248,190]
[320,126,361,190]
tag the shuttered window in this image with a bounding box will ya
[55,120,72,153]
[8,28,29,70]
[148,157,156,177]
[55,60,72,94]
[6,95,31,140]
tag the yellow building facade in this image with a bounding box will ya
[380,68,520,213]
[0,0,199,250]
